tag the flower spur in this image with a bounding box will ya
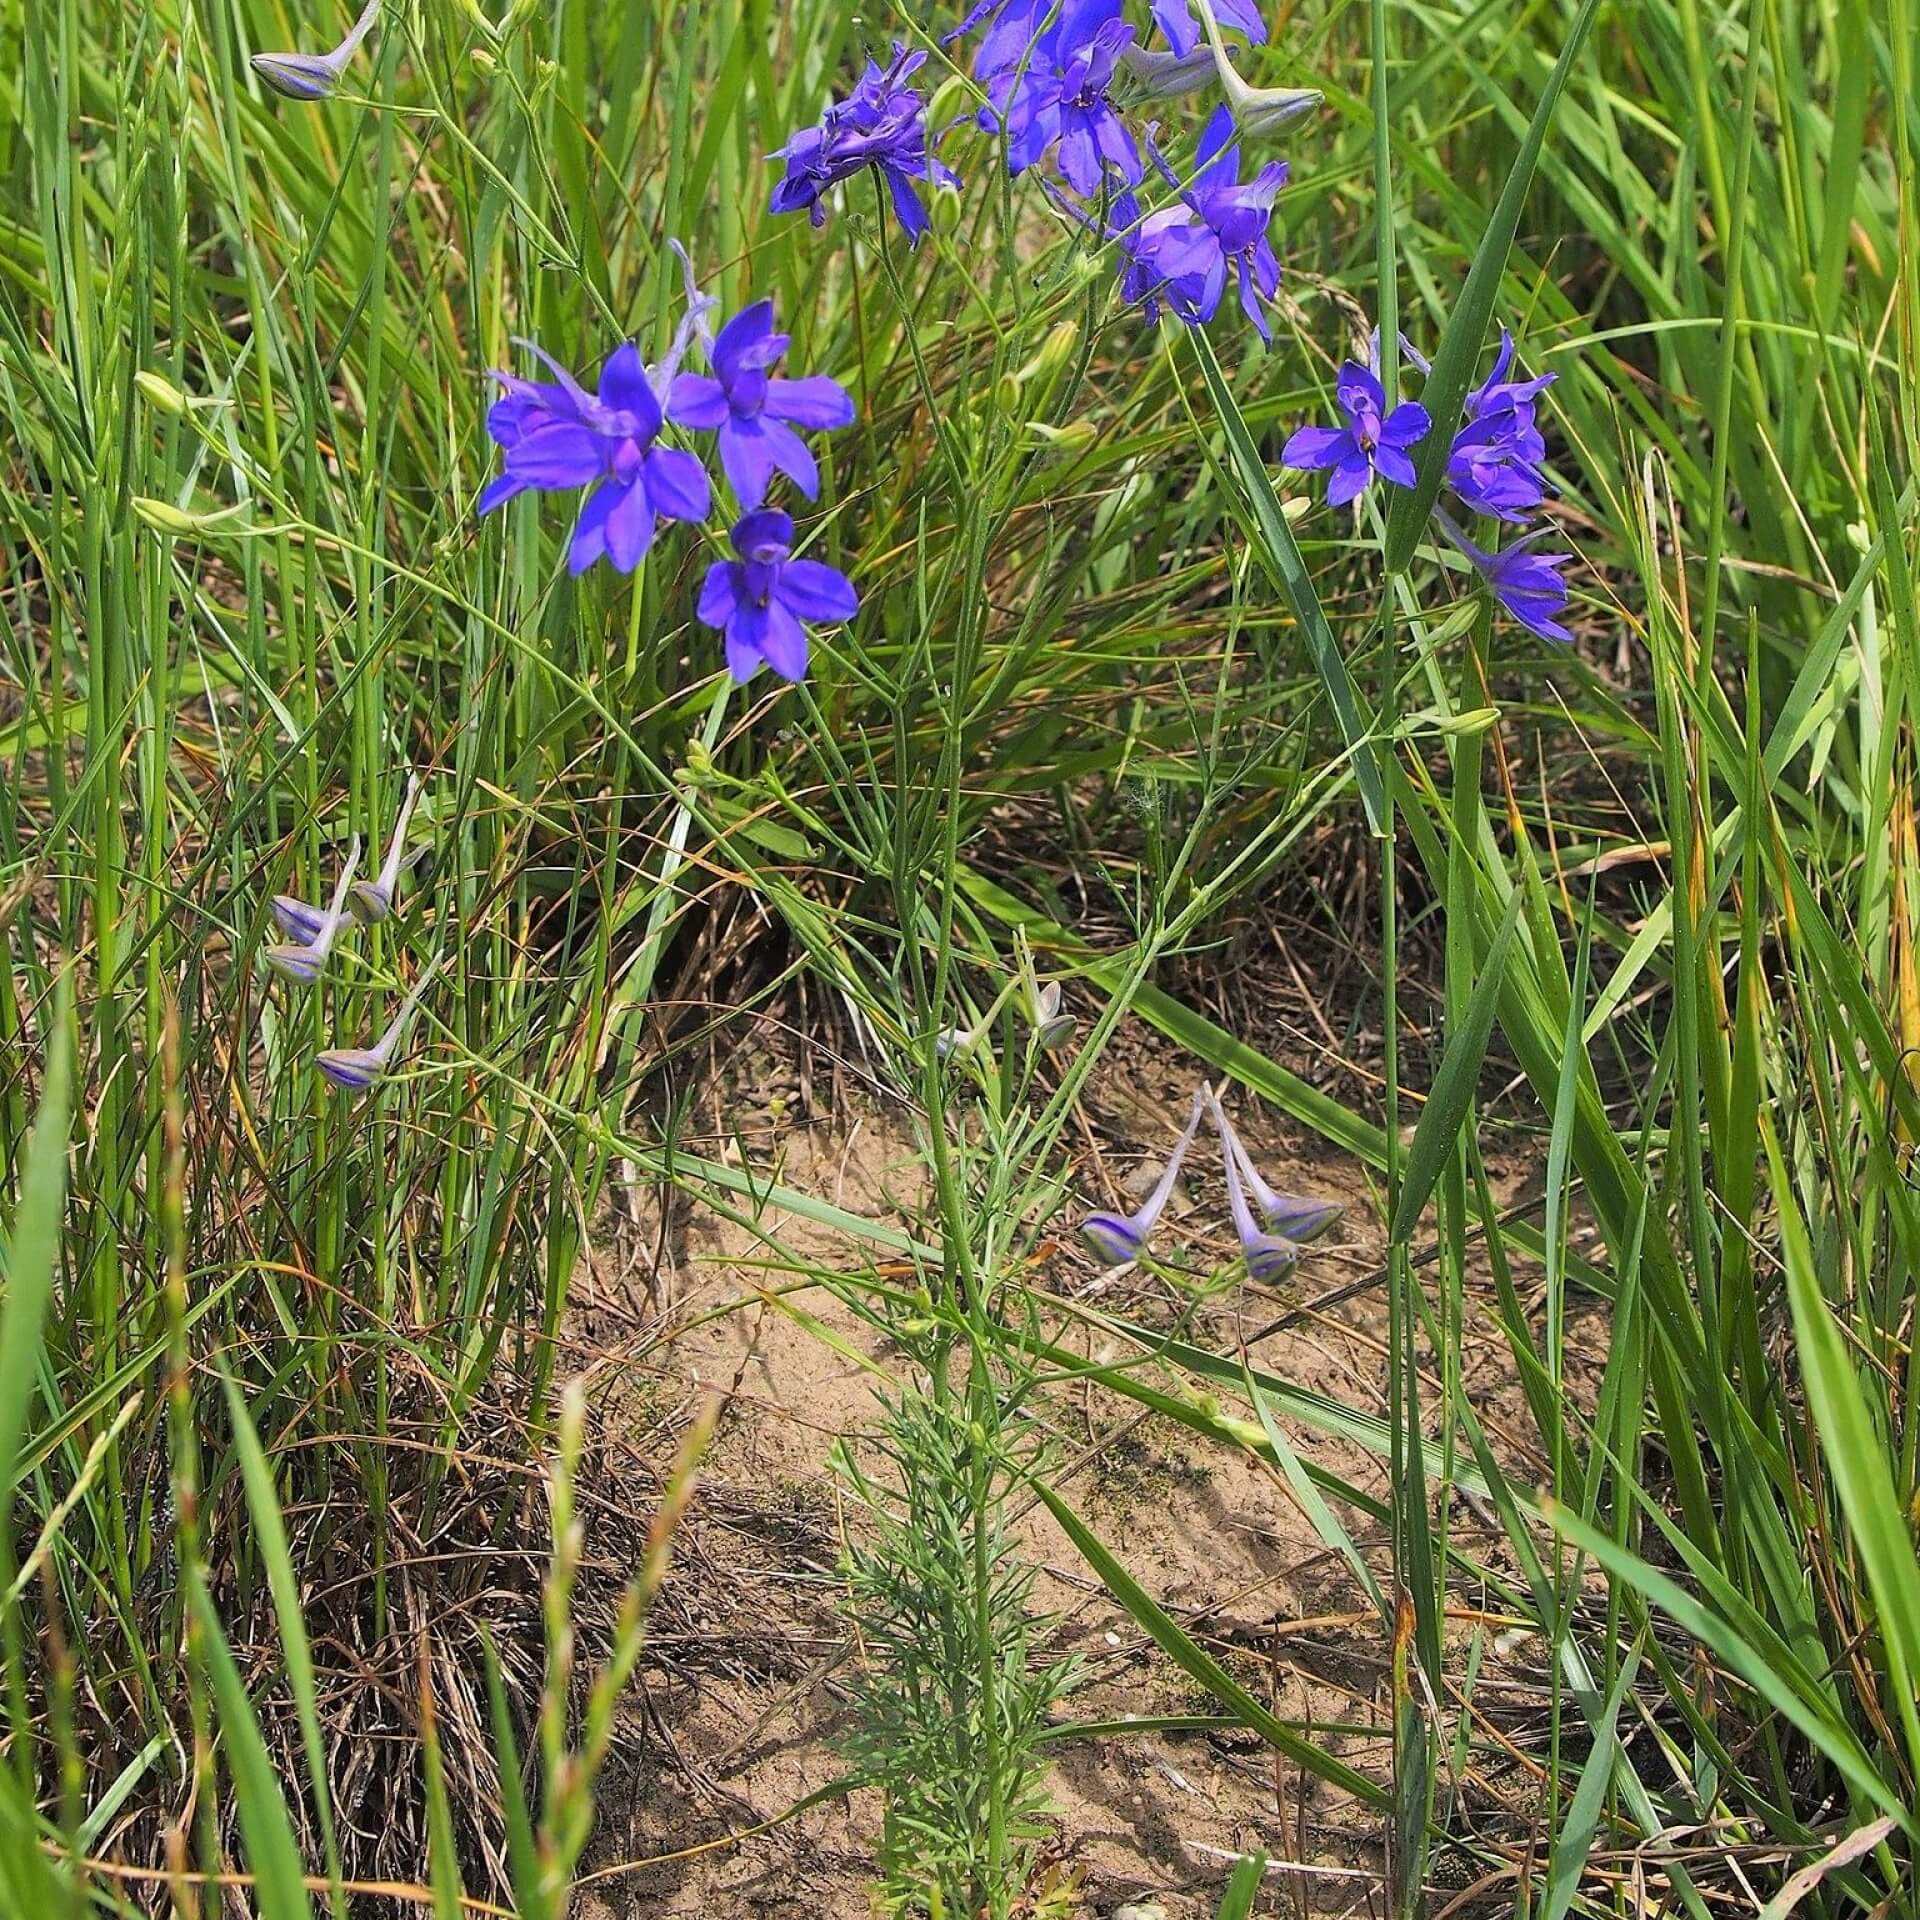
[315,956,444,1092]
[262,836,362,985]
[1080,1085,1207,1267]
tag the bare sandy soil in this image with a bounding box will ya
[564,1017,1594,1919]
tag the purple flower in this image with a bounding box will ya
[668,302,854,510]
[697,510,859,685]
[1439,512,1576,647]
[1282,361,1431,507]
[1128,108,1287,338]
[1150,0,1266,59]
[1081,1087,1206,1266]
[1443,330,1555,522]
[989,0,1143,197]
[478,341,711,575]
[770,45,960,245]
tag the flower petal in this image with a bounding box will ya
[506,422,607,489]
[603,476,657,572]
[778,557,859,623]
[568,480,619,574]
[1282,424,1351,471]
[718,419,778,511]
[761,419,821,499]
[755,597,811,681]
[1325,453,1373,507]
[667,374,729,431]
[597,343,652,419]
[1379,400,1432,447]
[763,374,855,431]
[711,299,779,385]
[642,446,711,523]
[697,560,742,629]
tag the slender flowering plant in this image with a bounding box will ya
[1081,1085,1207,1267]
[669,302,854,510]
[315,957,444,1092]
[697,510,860,685]
[1281,319,1577,646]
[770,45,960,245]
[263,836,361,985]
[349,771,425,925]
[252,0,380,100]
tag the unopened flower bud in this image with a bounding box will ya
[135,371,188,416]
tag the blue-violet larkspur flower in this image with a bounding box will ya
[770,45,960,246]
[1445,329,1556,523]
[1438,511,1576,647]
[1129,107,1287,338]
[1282,361,1431,508]
[697,510,859,685]
[478,342,711,574]
[993,0,1143,196]
[669,303,854,510]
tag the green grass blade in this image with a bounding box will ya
[220,1374,346,1919]
[1382,0,1606,571]
[186,1572,317,1920]
[1187,328,1387,833]
[1389,890,1521,1242]
[1031,1478,1390,1809]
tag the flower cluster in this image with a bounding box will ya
[478,265,860,686]
[1082,1084,1342,1280]
[255,0,1581,682]
[265,776,440,1090]
[956,0,1312,338]
[1284,328,1574,646]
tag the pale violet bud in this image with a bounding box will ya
[262,835,361,984]
[1216,1100,1342,1242]
[252,0,381,101]
[348,770,425,925]
[1027,980,1077,1050]
[1187,0,1322,136]
[1207,1087,1308,1282]
[1120,42,1218,98]
[1081,1086,1207,1268]
[271,894,329,944]
[316,956,443,1092]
